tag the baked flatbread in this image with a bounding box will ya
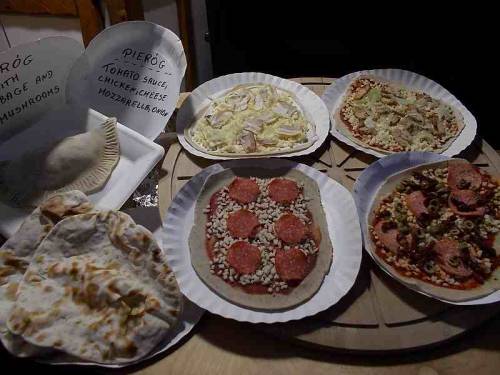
[0,190,94,356]
[367,159,500,302]
[0,118,119,207]
[6,210,182,364]
[189,168,332,310]
[334,75,465,154]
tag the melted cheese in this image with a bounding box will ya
[190,84,314,154]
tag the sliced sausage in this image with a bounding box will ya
[405,190,429,219]
[275,248,310,281]
[228,177,260,204]
[227,209,260,238]
[373,220,411,254]
[448,190,486,217]
[447,160,482,190]
[268,178,300,203]
[227,241,261,274]
[274,214,307,244]
[433,238,472,278]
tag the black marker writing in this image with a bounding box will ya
[0,54,33,74]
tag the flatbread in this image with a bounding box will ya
[366,159,500,302]
[6,211,182,364]
[0,118,119,207]
[0,190,94,356]
[189,167,333,310]
[334,75,465,155]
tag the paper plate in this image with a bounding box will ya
[176,72,330,160]
[159,159,362,323]
[322,69,477,158]
[0,106,164,238]
[67,21,186,140]
[353,152,500,305]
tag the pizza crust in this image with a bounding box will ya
[366,159,500,302]
[189,167,333,310]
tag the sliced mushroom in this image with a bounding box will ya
[381,97,397,106]
[353,107,368,120]
[391,127,411,146]
[243,117,264,133]
[353,85,370,99]
[387,113,400,126]
[239,131,256,152]
[225,88,252,112]
[273,101,297,118]
[206,110,233,128]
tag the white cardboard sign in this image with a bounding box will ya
[67,21,187,139]
[0,37,83,142]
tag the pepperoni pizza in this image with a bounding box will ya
[189,168,333,310]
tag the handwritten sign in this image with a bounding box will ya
[0,37,83,142]
[68,21,186,139]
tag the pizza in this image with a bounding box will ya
[335,75,465,154]
[189,168,332,310]
[185,84,316,156]
[368,159,500,301]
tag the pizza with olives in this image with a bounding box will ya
[368,159,500,301]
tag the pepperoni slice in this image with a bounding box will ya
[373,220,412,253]
[268,178,300,203]
[227,209,260,238]
[448,190,486,217]
[433,238,472,278]
[274,214,307,244]
[405,191,429,219]
[373,221,400,253]
[447,160,482,190]
[227,241,261,274]
[228,177,260,204]
[275,248,310,281]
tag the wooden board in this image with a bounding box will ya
[158,77,500,352]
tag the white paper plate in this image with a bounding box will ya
[0,106,164,238]
[67,21,186,140]
[176,72,330,160]
[322,69,477,158]
[353,152,500,305]
[159,159,362,323]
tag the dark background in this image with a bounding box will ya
[206,1,498,148]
